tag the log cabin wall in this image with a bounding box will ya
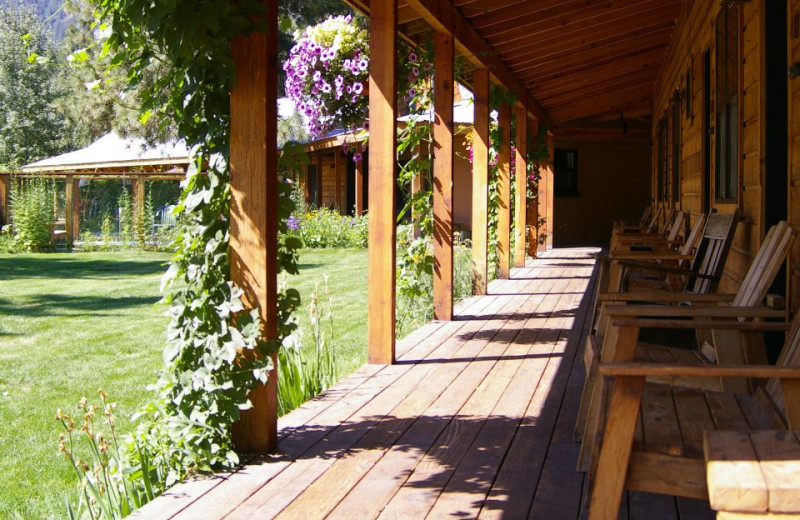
[652,0,780,296]
[553,139,650,246]
[790,0,800,314]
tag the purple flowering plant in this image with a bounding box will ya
[284,15,370,138]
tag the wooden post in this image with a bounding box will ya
[355,157,364,216]
[65,175,75,247]
[316,152,323,208]
[134,177,145,230]
[496,103,512,279]
[229,0,279,453]
[527,118,540,257]
[411,142,427,237]
[334,149,343,211]
[546,131,555,250]
[537,129,549,255]
[367,0,397,365]
[433,31,454,321]
[304,164,311,206]
[0,174,8,226]
[471,68,490,295]
[513,106,528,268]
[72,177,80,241]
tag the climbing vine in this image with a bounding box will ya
[81,0,300,485]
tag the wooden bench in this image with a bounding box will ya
[705,430,800,518]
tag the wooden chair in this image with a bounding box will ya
[612,210,688,253]
[590,212,706,320]
[586,309,800,520]
[575,221,795,452]
[610,208,674,250]
[613,205,652,231]
[611,211,703,292]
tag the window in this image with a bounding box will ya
[554,149,579,197]
[715,3,740,202]
[657,116,669,202]
[672,98,682,203]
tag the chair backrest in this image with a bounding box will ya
[646,207,663,233]
[732,221,797,307]
[666,211,687,244]
[639,206,653,227]
[658,208,677,235]
[679,213,708,257]
[684,209,739,295]
[765,310,800,415]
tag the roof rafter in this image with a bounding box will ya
[403,0,551,125]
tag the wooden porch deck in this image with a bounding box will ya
[132,248,715,520]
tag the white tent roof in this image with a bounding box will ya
[22,131,190,172]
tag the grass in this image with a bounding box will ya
[0,248,369,520]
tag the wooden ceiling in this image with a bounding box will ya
[349,0,684,132]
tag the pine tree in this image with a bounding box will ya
[0,3,72,170]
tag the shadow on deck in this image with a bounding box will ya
[131,248,714,520]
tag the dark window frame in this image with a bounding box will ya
[554,148,579,197]
[714,2,741,204]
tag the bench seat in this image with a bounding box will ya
[705,430,800,518]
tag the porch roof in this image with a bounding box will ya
[347,0,683,130]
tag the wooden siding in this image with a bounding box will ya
[652,0,768,295]
[553,139,651,246]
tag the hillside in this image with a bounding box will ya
[7,0,73,39]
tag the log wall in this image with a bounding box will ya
[790,0,800,313]
[652,0,782,296]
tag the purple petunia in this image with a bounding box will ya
[286,215,300,231]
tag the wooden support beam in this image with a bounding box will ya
[229,0,279,454]
[134,177,145,221]
[403,0,550,125]
[0,174,7,226]
[411,142,427,237]
[316,152,323,208]
[527,118,539,258]
[496,103,512,279]
[537,128,548,255]
[433,31,454,321]
[471,68,490,295]
[65,175,76,248]
[367,0,397,365]
[334,150,343,210]
[355,157,364,216]
[546,131,554,250]
[514,106,528,268]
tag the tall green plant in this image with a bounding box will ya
[9,177,56,252]
[277,277,337,416]
[70,0,301,493]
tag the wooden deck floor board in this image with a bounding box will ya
[138,248,713,520]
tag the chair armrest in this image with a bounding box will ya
[609,318,790,331]
[607,252,692,261]
[599,363,800,380]
[613,260,714,278]
[598,291,736,303]
[601,304,786,319]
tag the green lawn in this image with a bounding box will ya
[0,248,368,519]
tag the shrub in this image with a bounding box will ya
[287,208,368,248]
[9,177,56,252]
[396,226,473,336]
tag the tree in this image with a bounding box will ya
[0,3,72,170]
